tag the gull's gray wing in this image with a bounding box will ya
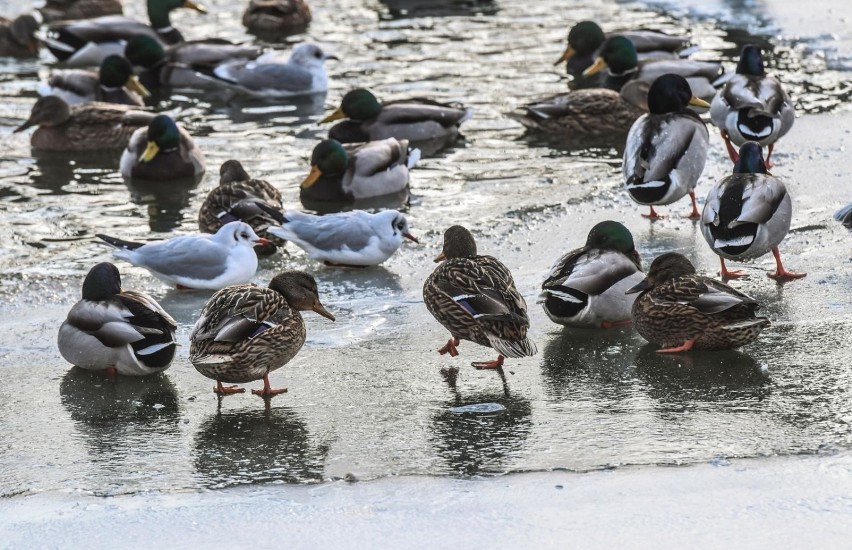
[212,59,312,91]
[135,236,230,280]
[275,211,377,251]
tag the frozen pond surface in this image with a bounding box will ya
[0,0,851,540]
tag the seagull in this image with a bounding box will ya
[96,221,271,290]
[266,209,418,267]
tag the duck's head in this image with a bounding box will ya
[14,96,72,133]
[81,262,122,301]
[435,225,477,262]
[100,55,150,98]
[289,43,338,69]
[139,115,183,162]
[585,220,637,254]
[10,14,39,54]
[736,44,766,77]
[733,142,767,175]
[219,159,252,185]
[215,221,272,249]
[555,21,605,65]
[125,36,166,70]
[583,35,637,76]
[269,271,335,321]
[626,252,695,294]
[301,140,348,189]
[647,74,710,114]
[320,89,381,123]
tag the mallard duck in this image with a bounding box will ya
[42,0,207,67]
[14,96,155,151]
[242,0,311,37]
[623,74,710,219]
[424,225,537,369]
[835,204,852,230]
[710,44,795,167]
[701,141,805,282]
[189,271,334,397]
[626,252,770,352]
[41,0,124,23]
[299,138,419,203]
[124,35,262,90]
[119,114,205,180]
[319,88,473,152]
[266,209,418,267]
[555,21,689,79]
[38,54,151,106]
[96,221,270,290]
[58,262,177,376]
[540,221,644,328]
[0,14,39,57]
[519,87,645,136]
[198,160,285,255]
[584,36,722,101]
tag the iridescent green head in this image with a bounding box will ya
[301,140,349,188]
[585,221,635,253]
[82,262,122,300]
[140,115,181,162]
[99,55,135,87]
[125,35,166,69]
[585,35,638,75]
[147,0,207,28]
[733,142,767,174]
[568,21,606,55]
[320,89,382,123]
[736,44,766,76]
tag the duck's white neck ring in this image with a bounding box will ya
[609,67,639,77]
[155,26,175,33]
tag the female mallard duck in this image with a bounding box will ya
[14,96,155,151]
[189,271,335,397]
[43,0,207,67]
[555,21,689,80]
[198,160,285,255]
[242,0,311,37]
[424,225,537,369]
[319,88,473,154]
[120,114,205,180]
[0,14,39,57]
[540,221,644,329]
[58,262,177,376]
[41,0,123,23]
[38,54,151,106]
[584,36,722,101]
[710,44,794,167]
[701,141,805,282]
[623,74,710,219]
[519,87,645,137]
[299,138,419,203]
[627,252,770,352]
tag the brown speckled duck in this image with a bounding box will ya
[626,252,770,352]
[242,0,311,37]
[40,0,124,23]
[0,14,39,58]
[424,225,537,370]
[519,87,645,137]
[190,271,335,397]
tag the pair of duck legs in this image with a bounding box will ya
[214,374,286,398]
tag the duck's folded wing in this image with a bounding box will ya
[168,40,262,68]
[46,69,98,96]
[684,278,757,314]
[119,290,177,328]
[65,300,145,347]
[435,279,527,324]
[48,16,157,42]
[350,139,408,175]
[379,101,472,126]
[734,177,787,226]
[552,249,640,296]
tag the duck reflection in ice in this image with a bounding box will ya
[194,405,329,488]
[123,176,200,232]
[30,151,117,196]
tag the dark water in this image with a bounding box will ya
[0,0,850,496]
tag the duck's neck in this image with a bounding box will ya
[148,4,185,44]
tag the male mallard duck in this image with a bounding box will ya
[319,88,473,153]
[14,96,155,151]
[242,0,311,37]
[299,138,419,203]
[41,0,123,23]
[198,160,284,255]
[424,225,537,369]
[710,44,794,167]
[584,36,722,101]
[189,271,334,397]
[519,87,645,137]
[124,35,262,90]
[43,0,207,67]
[701,141,805,282]
[266,209,418,267]
[540,221,644,328]
[555,21,689,79]
[96,221,270,290]
[835,204,852,230]
[38,54,151,106]
[623,74,710,219]
[626,252,770,352]
[0,14,39,57]
[119,114,205,180]
[58,262,177,376]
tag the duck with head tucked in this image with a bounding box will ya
[40,0,124,23]
[424,225,537,370]
[39,54,151,106]
[242,0,311,38]
[627,252,770,352]
[120,114,205,180]
[0,14,39,57]
[701,141,805,282]
[710,44,794,167]
[190,271,335,397]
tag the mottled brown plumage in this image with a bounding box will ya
[40,0,123,23]
[520,87,645,136]
[627,252,770,352]
[242,0,311,36]
[0,15,39,58]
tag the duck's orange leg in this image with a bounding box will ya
[215,380,245,395]
[252,373,288,397]
[767,247,806,282]
[721,130,739,163]
[642,206,665,220]
[438,337,460,357]
[720,257,748,280]
[657,339,696,353]
[601,319,632,329]
[765,143,775,169]
[472,355,505,370]
[683,191,701,219]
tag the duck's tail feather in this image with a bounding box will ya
[487,334,538,358]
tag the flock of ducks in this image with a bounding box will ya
[1,1,831,399]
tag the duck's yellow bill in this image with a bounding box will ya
[300,165,323,189]
[554,45,576,65]
[689,96,711,108]
[312,302,335,321]
[140,141,159,162]
[183,0,207,13]
[582,57,608,76]
[126,75,151,98]
[319,106,346,124]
